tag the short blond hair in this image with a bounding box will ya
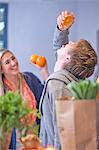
[65,39,97,79]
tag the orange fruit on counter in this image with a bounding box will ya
[30,54,39,64]
[36,56,46,67]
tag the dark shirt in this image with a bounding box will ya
[9,72,43,150]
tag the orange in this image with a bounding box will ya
[36,56,46,67]
[30,54,39,64]
[63,15,74,27]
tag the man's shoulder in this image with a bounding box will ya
[46,70,69,90]
[47,70,77,84]
[46,70,78,90]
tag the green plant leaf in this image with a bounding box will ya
[0,91,40,141]
[67,80,99,100]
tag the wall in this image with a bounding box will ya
[76,0,99,79]
[0,0,98,80]
[8,0,77,80]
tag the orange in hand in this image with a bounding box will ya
[63,15,74,27]
[30,54,39,64]
[30,54,46,67]
[36,56,46,67]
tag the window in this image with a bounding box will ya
[0,3,8,48]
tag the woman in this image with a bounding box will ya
[39,11,97,150]
[0,48,48,149]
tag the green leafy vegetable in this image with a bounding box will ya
[0,91,40,141]
[67,80,99,100]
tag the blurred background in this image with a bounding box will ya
[0,0,99,81]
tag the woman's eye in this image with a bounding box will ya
[12,56,15,60]
[5,61,10,64]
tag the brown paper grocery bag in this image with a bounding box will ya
[55,100,97,150]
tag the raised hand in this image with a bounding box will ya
[57,10,75,31]
[30,61,49,81]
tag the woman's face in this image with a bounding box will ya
[1,52,20,77]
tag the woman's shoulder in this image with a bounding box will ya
[23,71,35,76]
[22,72,43,86]
[22,72,39,80]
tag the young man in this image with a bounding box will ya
[39,10,97,150]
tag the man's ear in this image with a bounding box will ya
[65,55,71,63]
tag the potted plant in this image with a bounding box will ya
[0,91,40,150]
[55,80,99,150]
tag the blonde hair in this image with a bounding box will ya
[64,39,97,79]
[0,48,10,60]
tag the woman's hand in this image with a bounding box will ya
[30,62,49,81]
[57,10,75,31]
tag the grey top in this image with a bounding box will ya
[39,69,78,150]
[53,27,69,59]
[39,27,71,150]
